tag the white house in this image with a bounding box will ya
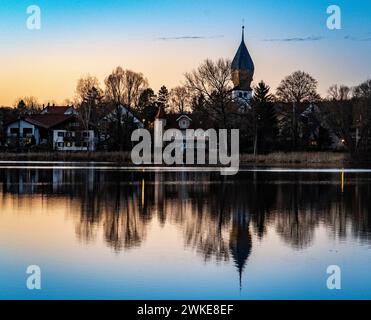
[53,129,95,151]
[5,119,40,146]
[4,107,96,151]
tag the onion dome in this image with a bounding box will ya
[231,26,255,91]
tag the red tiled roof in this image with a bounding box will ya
[25,114,74,129]
[42,106,73,114]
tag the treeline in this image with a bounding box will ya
[1,59,370,154]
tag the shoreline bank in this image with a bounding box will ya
[0,151,369,168]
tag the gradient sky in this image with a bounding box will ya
[0,0,370,106]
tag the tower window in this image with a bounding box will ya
[239,92,243,98]
[244,92,248,98]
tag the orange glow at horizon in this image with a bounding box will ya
[0,36,369,106]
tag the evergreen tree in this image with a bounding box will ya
[252,81,278,153]
[253,81,274,103]
[16,100,27,116]
[138,88,157,125]
[157,85,169,111]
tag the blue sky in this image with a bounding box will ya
[0,0,370,105]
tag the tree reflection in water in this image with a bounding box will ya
[1,168,371,282]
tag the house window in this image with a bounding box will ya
[83,131,88,138]
[65,142,72,147]
[57,142,63,147]
[179,119,190,129]
[23,128,33,137]
[58,131,65,137]
[10,128,19,135]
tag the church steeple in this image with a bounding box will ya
[231,25,255,106]
[229,212,252,292]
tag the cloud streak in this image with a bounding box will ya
[264,36,324,42]
[344,35,371,41]
[157,35,224,41]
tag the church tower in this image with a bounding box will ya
[231,26,255,105]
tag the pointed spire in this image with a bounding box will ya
[231,25,254,73]
[239,267,243,292]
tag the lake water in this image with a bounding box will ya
[1,164,371,300]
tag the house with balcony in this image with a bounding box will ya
[4,106,96,151]
[52,119,95,151]
[5,118,40,147]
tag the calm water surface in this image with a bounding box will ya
[1,165,371,299]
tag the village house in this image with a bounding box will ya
[4,106,96,151]
[155,107,215,152]
[97,103,144,149]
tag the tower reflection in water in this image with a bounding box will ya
[1,168,371,289]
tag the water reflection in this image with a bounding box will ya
[1,168,371,288]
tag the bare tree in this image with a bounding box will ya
[124,70,148,109]
[276,71,321,149]
[276,71,321,103]
[103,68,148,150]
[105,67,148,109]
[352,79,371,152]
[63,98,77,106]
[327,84,351,101]
[104,67,126,104]
[185,59,233,127]
[14,96,41,114]
[76,75,101,103]
[76,75,103,129]
[169,86,191,113]
[353,79,371,99]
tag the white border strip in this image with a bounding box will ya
[0,165,370,173]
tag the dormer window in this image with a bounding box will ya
[179,119,190,129]
[176,115,192,129]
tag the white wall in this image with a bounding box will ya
[53,130,96,151]
[232,90,252,101]
[178,117,191,129]
[6,120,40,143]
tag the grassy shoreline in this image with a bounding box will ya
[0,151,367,168]
[0,151,133,163]
[239,152,355,167]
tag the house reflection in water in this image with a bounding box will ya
[1,168,371,289]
